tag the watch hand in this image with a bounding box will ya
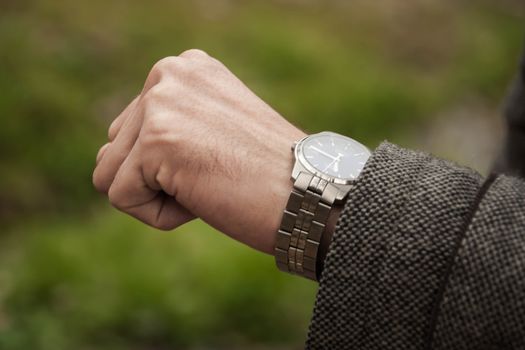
[323,154,343,173]
[310,146,337,160]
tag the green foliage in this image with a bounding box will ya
[0,211,315,349]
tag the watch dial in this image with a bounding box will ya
[301,133,370,180]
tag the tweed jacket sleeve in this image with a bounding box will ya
[306,142,525,350]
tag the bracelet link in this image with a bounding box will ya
[275,172,340,281]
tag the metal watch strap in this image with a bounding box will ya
[274,172,342,281]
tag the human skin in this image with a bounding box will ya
[93,49,306,255]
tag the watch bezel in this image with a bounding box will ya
[294,131,370,185]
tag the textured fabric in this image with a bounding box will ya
[433,175,525,349]
[306,142,525,349]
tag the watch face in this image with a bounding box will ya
[299,132,370,181]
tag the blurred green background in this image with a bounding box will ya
[0,0,523,349]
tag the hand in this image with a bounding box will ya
[93,49,306,254]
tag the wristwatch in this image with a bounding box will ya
[274,131,371,281]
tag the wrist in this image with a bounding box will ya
[273,132,371,281]
[257,128,307,255]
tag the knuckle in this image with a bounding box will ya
[179,48,209,59]
[141,89,171,129]
[107,184,124,209]
[92,168,109,193]
[151,56,180,74]
[108,121,119,140]
[148,52,211,90]
[153,220,177,231]
[143,83,166,103]
[96,143,110,163]
[145,56,182,90]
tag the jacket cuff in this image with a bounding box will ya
[306,142,483,349]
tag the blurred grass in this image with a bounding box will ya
[0,0,523,349]
[0,211,315,349]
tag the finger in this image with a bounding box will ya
[96,143,111,165]
[108,96,140,142]
[124,193,195,231]
[93,100,144,193]
[93,57,179,194]
[107,147,195,230]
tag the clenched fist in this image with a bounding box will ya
[93,49,306,254]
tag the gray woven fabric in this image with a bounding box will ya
[433,175,525,349]
[306,142,525,349]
